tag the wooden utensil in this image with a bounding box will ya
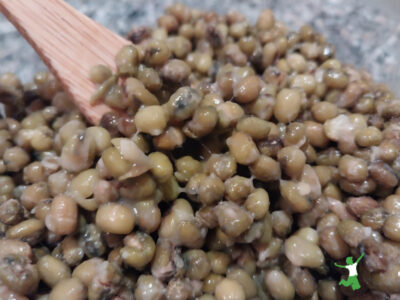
[0,0,130,125]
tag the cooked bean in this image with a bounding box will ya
[68,168,99,209]
[79,224,106,258]
[369,161,398,188]
[89,64,112,84]
[72,258,102,286]
[161,59,191,83]
[284,235,324,268]
[383,195,400,214]
[319,226,349,260]
[165,279,191,300]
[148,152,173,183]
[207,251,231,275]
[87,260,122,299]
[355,126,383,147]
[295,227,318,244]
[214,201,253,238]
[378,140,398,162]
[272,210,292,237]
[287,53,307,73]
[145,39,171,66]
[96,203,135,234]
[6,218,45,245]
[54,236,84,267]
[311,102,338,123]
[338,155,368,183]
[283,122,306,147]
[318,280,342,300]
[347,196,379,217]
[0,254,39,295]
[250,155,281,182]
[262,42,278,67]
[135,105,168,136]
[305,121,329,148]
[301,42,321,59]
[121,232,156,269]
[20,182,49,210]
[175,156,203,182]
[49,277,86,300]
[183,106,218,138]
[3,5,400,299]
[360,208,386,230]
[116,45,139,76]
[227,267,257,298]
[137,64,162,91]
[45,195,78,235]
[236,116,270,140]
[217,102,245,128]
[234,75,260,103]
[337,220,369,248]
[245,94,275,121]
[184,249,211,280]
[159,175,181,202]
[158,14,178,32]
[215,278,245,300]
[166,86,203,123]
[284,263,316,298]
[100,148,130,178]
[224,175,253,204]
[278,146,306,179]
[0,198,24,225]
[38,255,71,287]
[264,269,295,300]
[383,215,400,242]
[227,131,260,165]
[274,88,302,123]
[291,74,316,94]
[244,188,270,220]
[133,200,161,233]
[3,147,30,172]
[90,75,117,104]
[120,173,156,200]
[198,174,225,205]
[323,69,348,89]
[48,170,73,197]
[135,275,164,300]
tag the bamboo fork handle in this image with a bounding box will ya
[0,0,130,125]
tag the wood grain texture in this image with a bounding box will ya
[0,0,130,124]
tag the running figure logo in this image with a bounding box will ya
[334,253,365,291]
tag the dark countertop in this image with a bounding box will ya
[0,0,399,95]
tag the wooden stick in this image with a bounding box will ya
[0,0,130,124]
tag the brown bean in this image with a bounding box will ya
[49,277,86,300]
[383,215,400,242]
[319,226,349,260]
[38,255,71,287]
[214,201,253,238]
[249,155,281,182]
[160,59,191,83]
[215,278,245,300]
[226,131,260,165]
[45,195,78,235]
[234,76,260,103]
[95,203,135,234]
[264,269,295,300]
[274,88,302,123]
[337,220,369,248]
[284,235,324,268]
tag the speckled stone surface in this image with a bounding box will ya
[0,0,399,95]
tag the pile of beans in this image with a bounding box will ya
[0,3,400,300]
